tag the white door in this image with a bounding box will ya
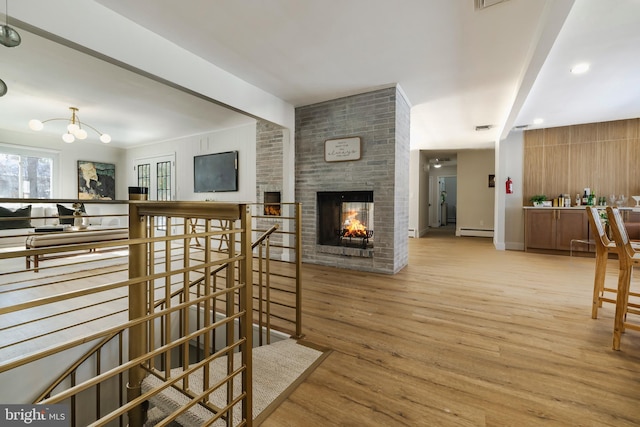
[134,154,176,231]
[134,154,176,201]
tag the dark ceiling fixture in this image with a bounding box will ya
[475,0,510,11]
[0,78,7,96]
[431,157,450,169]
[0,0,21,48]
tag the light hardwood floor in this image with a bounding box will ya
[262,233,640,426]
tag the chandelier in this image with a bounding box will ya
[29,107,112,143]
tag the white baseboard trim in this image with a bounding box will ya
[457,228,494,238]
[505,242,525,251]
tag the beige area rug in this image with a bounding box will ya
[143,338,331,426]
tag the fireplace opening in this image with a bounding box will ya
[264,191,281,216]
[317,191,374,248]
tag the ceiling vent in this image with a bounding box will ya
[475,0,510,10]
[475,124,494,131]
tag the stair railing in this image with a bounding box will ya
[0,201,302,426]
[0,201,254,426]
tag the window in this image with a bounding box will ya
[0,152,54,198]
[137,163,150,190]
[156,160,171,201]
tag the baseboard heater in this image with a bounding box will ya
[458,228,494,237]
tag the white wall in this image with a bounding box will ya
[457,149,495,234]
[409,150,432,237]
[495,131,525,250]
[408,150,420,237]
[124,124,257,202]
[0,129,126,199]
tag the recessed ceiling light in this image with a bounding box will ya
[570,62,590,74]
[533,118,544,125]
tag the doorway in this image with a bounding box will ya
[430,175,457,228]
[134,153,176,232]
[439,176,457,225]
[133,154,176,201]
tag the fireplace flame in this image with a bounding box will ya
[343,210,368,238]
[264,205,281,216]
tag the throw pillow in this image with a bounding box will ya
[0,205,32,229]
[57,203,86,225]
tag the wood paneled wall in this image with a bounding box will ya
[523,118,640,205]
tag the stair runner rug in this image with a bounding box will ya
[142,338,331,426]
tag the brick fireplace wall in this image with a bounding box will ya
[295,86,410,274]
[256,120,284,202]
[256,119,284,258]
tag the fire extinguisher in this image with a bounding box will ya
[506,177,513,194]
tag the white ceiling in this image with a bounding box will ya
[0,27,256,148]
[1,0,639,151]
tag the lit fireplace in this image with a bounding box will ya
[339,203,374,247]
[264,191,281,216]
[343,209,368,237]
[317,191,374,248]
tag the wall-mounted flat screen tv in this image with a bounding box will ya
[194,151,238,192]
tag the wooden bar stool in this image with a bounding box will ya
[605,207,640,350]
[586,206,619,319]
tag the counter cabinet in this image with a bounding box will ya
[525,208,588,253]
[524,207,640,254]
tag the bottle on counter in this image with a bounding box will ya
[582,190,588,205]
[576,193,581,206]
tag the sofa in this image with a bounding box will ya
[0,203,126,249]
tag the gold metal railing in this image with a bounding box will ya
[0,201,254,426]
[127,200,254,427]
[250,203,303,339]
[188,203,303,340]
[0,200,302,426]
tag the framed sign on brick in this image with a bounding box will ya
[324,137,361,162]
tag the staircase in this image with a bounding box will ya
[142,339,325,426]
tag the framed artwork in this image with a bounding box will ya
[488,174,496,188]
[78,161,116,200]
[325,137,361,162]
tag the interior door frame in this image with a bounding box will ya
[429,174,457,227]
[133,153,176,201]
